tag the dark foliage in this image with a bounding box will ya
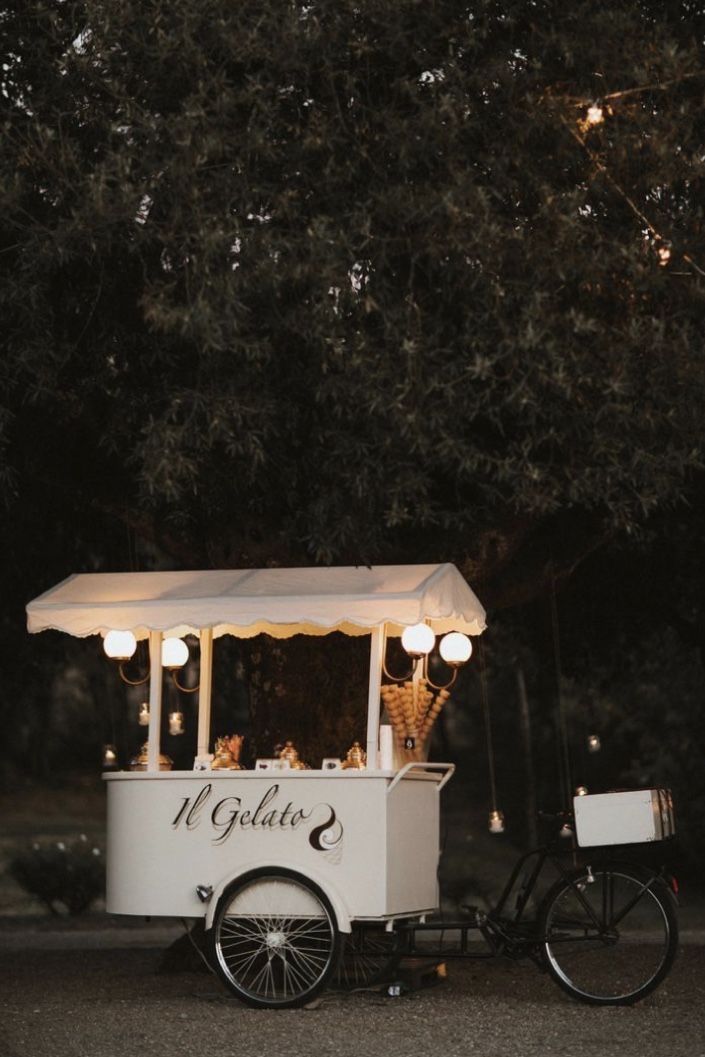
[10,835,105,915]
[2,1,705,587]
[2,2,705,862]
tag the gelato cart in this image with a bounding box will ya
[26,563,679,1009]
[26,564,483,1007]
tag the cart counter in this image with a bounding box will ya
[104,766,453,926]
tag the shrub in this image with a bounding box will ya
[10,835,105,915]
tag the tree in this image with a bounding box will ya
[3,0,705,584]
[2,1,705,776]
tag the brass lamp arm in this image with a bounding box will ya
[381,657,415,682]
[118,662,150,687]
[170,671,200,694]
[423,666,459,692]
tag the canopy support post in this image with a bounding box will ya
[197,628,213,759]
[146,630,163,772]
[366,625,384,769]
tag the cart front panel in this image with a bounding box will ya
[104,770,444,923]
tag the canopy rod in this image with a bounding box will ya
[146,630,163,772]
[197,628,214,760]
[365,625,385,769]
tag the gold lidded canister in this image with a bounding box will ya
[341,741,367,770]
[279,740,309,769]
[129,742,173,771]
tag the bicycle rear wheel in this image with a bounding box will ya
[539,865,678,1005]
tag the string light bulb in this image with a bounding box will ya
[657,244,672,266]
[578,103,606,135]
[587,733,601,753]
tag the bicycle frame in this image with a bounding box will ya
[393,836,669,963]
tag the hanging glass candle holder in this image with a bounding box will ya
[587,733,601,753]
[488,809,505,834]
[102,744,118,770]
[168,709,184,735]
[138,702,150,727]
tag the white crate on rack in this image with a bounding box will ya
[573,788,675,847]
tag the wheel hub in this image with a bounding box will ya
[266,930,287,949]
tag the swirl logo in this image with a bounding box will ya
[309,805,344,854]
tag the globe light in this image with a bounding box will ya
[439,632,472,667]
[401,623,435,658]
[103,629,137,660]
[161,637,189,669]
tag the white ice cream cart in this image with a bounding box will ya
[26,564,485,1007]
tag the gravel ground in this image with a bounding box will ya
[1,937,704,1057]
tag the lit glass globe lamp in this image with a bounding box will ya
[103,630,147,685]
[161,637,189,670]
[401,623,435,659]
[103,630,137,661]
[439,632,472,667]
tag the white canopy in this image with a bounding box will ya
[26,563,486,641]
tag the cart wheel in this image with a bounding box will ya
[332,925,401,989]
[539,864,678,1005]
[209,867,341,1009]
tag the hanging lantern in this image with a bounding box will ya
[102,744,118,769]
[168,709,184,735]
[138,702,150,727]
[587,733,601,753]
[488,809,505,834]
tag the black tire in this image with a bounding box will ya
[539,863,678,1005]
[208,867,341,1009]
[332,924,401,989]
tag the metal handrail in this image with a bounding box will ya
[386,761,455,795]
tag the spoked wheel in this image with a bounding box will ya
[539,864,678,1005]
[209,867,341,1009]
[332,925,400,989]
